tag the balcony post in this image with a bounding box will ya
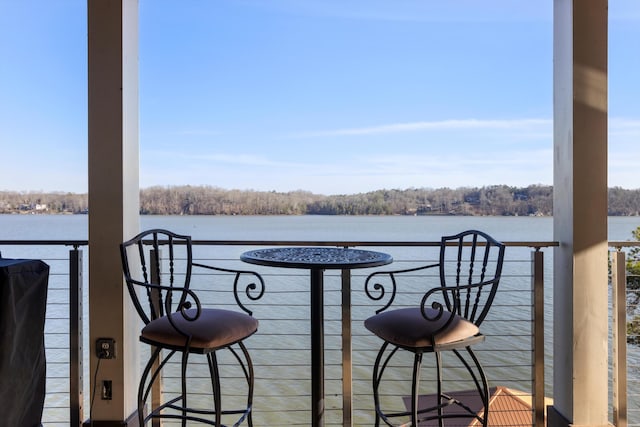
[551,1,609,427]
[87,0,140,424]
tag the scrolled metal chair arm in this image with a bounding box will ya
[419,286,459,337]
[129,279,202,338]
[419,279,497,335]
[365,262,439,314]
[193,262,266,315]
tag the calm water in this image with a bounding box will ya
[1,213,639,241]
[2,214,639,425]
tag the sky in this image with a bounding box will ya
[1,1,639,196]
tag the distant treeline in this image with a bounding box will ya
[2,184,640,216]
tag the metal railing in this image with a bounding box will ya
[2,239,638,426]
[610,242,640,427]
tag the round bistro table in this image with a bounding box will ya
[240,247,393,427]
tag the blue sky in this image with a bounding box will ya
[1,1,639,195]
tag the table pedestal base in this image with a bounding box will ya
[311,268,324,426]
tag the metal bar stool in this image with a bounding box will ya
[120,229,265,426]
[364,230,505,427]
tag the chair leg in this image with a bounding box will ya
[139,346,256,426]
[237,342,255,427]
[207,352,222,426]
[138,346,164,426]
[465,347,489,427]
[372,341,391,427]
[372,342,407,427]
[223,342,255,427]
[451,347,489,427]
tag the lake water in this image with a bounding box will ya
[1,213,638,242]
[1,214,639,425]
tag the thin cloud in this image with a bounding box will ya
[174,129,224,136]
[291,118,552,138]
[359,148,552,170]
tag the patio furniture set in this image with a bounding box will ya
[119,228,505,427]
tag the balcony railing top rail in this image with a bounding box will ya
[0,239,558,248]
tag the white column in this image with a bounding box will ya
[88,0,140,423]
[552,1,608,426]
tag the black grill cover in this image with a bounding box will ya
[0,258,49,427]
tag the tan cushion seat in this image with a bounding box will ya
[364,307,479,349]
[142,308,258,351]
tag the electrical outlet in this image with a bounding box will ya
[96,338,116,359]
[101,380,112,400]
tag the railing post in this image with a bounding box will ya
[532,249,545,427]
[612,250,628,427]
[69,248,83,427]
[341,268,352,427]
[150,249,162,427]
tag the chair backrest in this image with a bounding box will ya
[120,229,193,325]
[437,230,505,326]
